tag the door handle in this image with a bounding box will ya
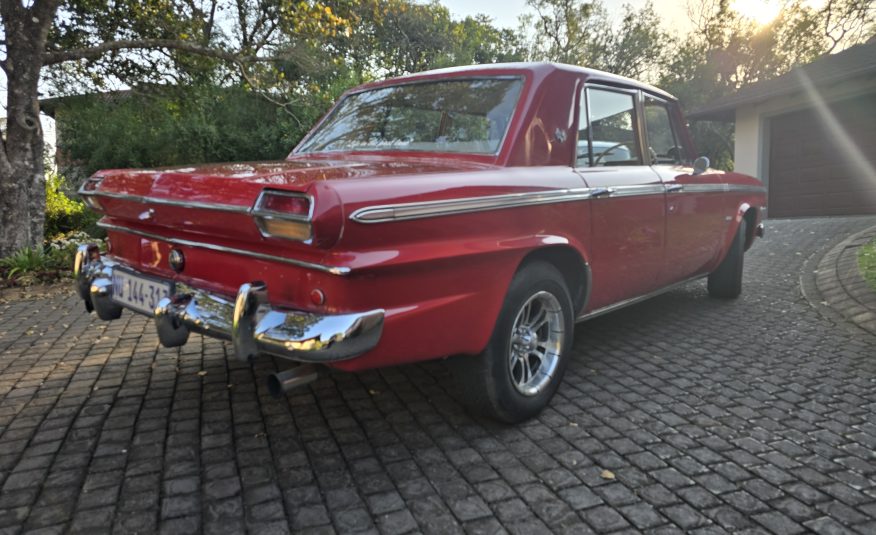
[665,184,684,193]
[590,187,614,198]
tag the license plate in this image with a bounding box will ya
[111,268,173,316]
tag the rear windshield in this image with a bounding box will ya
[296,77,524,155]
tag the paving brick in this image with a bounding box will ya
[661,503,710,530]
[377,508,418,534]
[582,505,629,532]
[752,511,806,535]
[619,502,666,530]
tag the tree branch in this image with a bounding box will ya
[42,39,279,66]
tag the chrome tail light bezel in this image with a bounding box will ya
[251,189,315,242]
[78,175,106,211]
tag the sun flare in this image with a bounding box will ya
[731,0,783,26]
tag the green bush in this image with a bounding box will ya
[55,84,331,176]
[1,231,104,284]
[45,173,102,238]
[0,247,52,280]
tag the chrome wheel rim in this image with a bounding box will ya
[508,291,564,396]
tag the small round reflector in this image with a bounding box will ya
[310,289,325,305]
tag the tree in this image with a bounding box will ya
[821,0,875,52]
[520,0,669,83]
[0,0,343,257]
[326,0,523,82]
[521,0,598,64]
[659,0,835,167]
[585,2,669,83]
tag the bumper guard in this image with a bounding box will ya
[73,245,384,363]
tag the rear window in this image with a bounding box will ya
[297,78,524,155]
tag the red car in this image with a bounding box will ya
[74,63,766,422]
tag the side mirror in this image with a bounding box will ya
[692,156,710,175]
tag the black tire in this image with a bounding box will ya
[452,261,574,423]
[708,219,746,298]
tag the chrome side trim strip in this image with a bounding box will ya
[350,187,595,223]
[608,184,666,198]
[576,275,706,322]
[350,181,768,224]
[81,190,251,214]
[98,222,351,276]
[680,184,766,194]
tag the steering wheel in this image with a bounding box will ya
[593,142,629,166]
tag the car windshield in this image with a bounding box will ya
[296,77,524,155]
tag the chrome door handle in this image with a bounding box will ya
[665,184,684,193]
[590,187,614,198]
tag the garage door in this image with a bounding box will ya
[768,93,876,217]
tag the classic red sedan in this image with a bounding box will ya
[74,63,766,422]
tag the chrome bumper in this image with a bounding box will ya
[73,245,384,363]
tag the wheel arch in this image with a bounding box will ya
[516,245,591,316]
[741,204,759,251]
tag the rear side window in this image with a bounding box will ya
[577,88,642,167]
[644,96,685,164]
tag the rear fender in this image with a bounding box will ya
[331,233,591,371]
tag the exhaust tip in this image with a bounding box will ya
[267,365,318,399]
[267,373,284,399]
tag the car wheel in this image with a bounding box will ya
[708,219,746,298]
[453,261,574,423]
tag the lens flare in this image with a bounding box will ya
[731,0,782,26]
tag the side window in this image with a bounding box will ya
[577,88,642,167]
[644,97,685,164]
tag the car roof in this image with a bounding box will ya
[353,62,677,102]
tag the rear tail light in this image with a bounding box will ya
[79,176,105,211]
[252,190,313,242]
[81,176,104,192]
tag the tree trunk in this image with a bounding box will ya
[0,1,56,258]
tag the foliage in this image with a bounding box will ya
[327,0,525,82]
[587,2,669,82]
[55,84,330,176]
[521,0,600,64]
[44,0,346,97]
[45,173,102,238]
[860,240,876,292]
[0,231,98,284]
[520,0,670,83]
[821,0,876,53]
[0,248,52,281]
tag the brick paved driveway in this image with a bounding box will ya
[2,217,876,534]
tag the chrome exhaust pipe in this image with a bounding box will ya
[267,365,318,398]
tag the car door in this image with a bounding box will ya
[643,95,731,284]
[575,85,666,311]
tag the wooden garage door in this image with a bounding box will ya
[768,93,876,217]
